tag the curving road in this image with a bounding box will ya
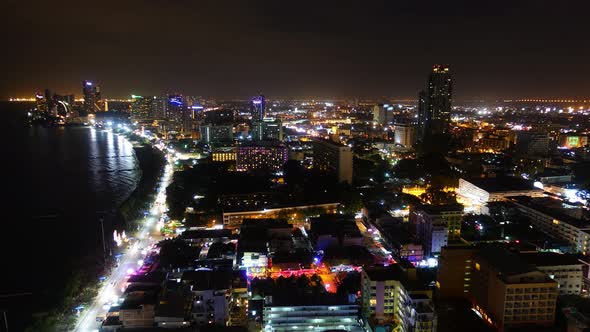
[72,149,174,332]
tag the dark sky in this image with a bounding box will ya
[1,0,589,100]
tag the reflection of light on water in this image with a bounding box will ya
[89,127,98,158]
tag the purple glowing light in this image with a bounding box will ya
[85,81,93,86]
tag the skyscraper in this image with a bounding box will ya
[516,131,550,158]
[417,90,427,139]
[82,80,101,114]
[35,91,48,114]
[427,64,452,135]
[394,123,416,148]
[251,118,283,141]
[130,95,155,120]
[199,124,234,144]
[250,95,265,121]
[372,104,386,125]
[166,94,192,134]
[418,65,452,139]
[312,138,353,184]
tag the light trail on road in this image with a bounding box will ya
[73,145,174,332]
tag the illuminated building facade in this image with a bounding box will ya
[437,246,558,331]
[436,246,478,300]
[558,134,588,149]
[372,104,392,125]
[472,246,558,331]
[222,202,339,228]
[236,142,287,173]
[200,124,234,144]
[35,90,49,113]
[251,118,283,141]
[519,252,583,295]
[457,177,543,209]
[427,65,452,135]
[166,95,192,133]
[394,123,416,148]
[312,138,353,184]
[263,302,363,332]
[418,65,452,138]
[82,80,102,113]
[130,95,157,120]
[515,131,550,157]
[478,134,510,152]
[361,264,437,332]
[412,204,463,256]
[211,147,237,162]
[251,95,266,121]
[510,196,590,254]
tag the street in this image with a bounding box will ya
[72,149,174,332]
[355,217,394,265]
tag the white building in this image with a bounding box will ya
[181,269,231,326]
[361,264,437,332]
[431,226,448,256]
[519,252,584,295]
[394,124,416,149]
[191,289,228,325]
[511,196,590,255]
[457,177,543,213]
[312,138,353,184]
[263,300,363,332]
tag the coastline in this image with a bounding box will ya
[116,138,166,231]
[23,129,167,332]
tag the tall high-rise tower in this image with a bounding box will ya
[250,95,265,121]
[417,90,428,139]
[130,95,156,120]
[82,80,101,114]
[426,64,452,135]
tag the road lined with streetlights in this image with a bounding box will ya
[73,139,174,332]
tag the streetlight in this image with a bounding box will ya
[0,293,33,332]
[97,211,114,265]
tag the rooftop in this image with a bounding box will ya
[265,292,354,307]
[180,229,231,240]
[463,176,541,193]
[418,203,464,215]
[120,291,158,310]
[519,252,582,267]
[181,269,232,291]
[364,264,406,282]
[364,264,431,291]
[510,196,590,230]
[155,292,188,319]
[477,245,537,277]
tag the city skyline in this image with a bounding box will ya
[2,1,590,100]
[7,1,590,331]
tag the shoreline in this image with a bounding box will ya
[23,128,167,332]
[115,134,166,232]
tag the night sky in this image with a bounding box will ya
[1,0,589,100]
